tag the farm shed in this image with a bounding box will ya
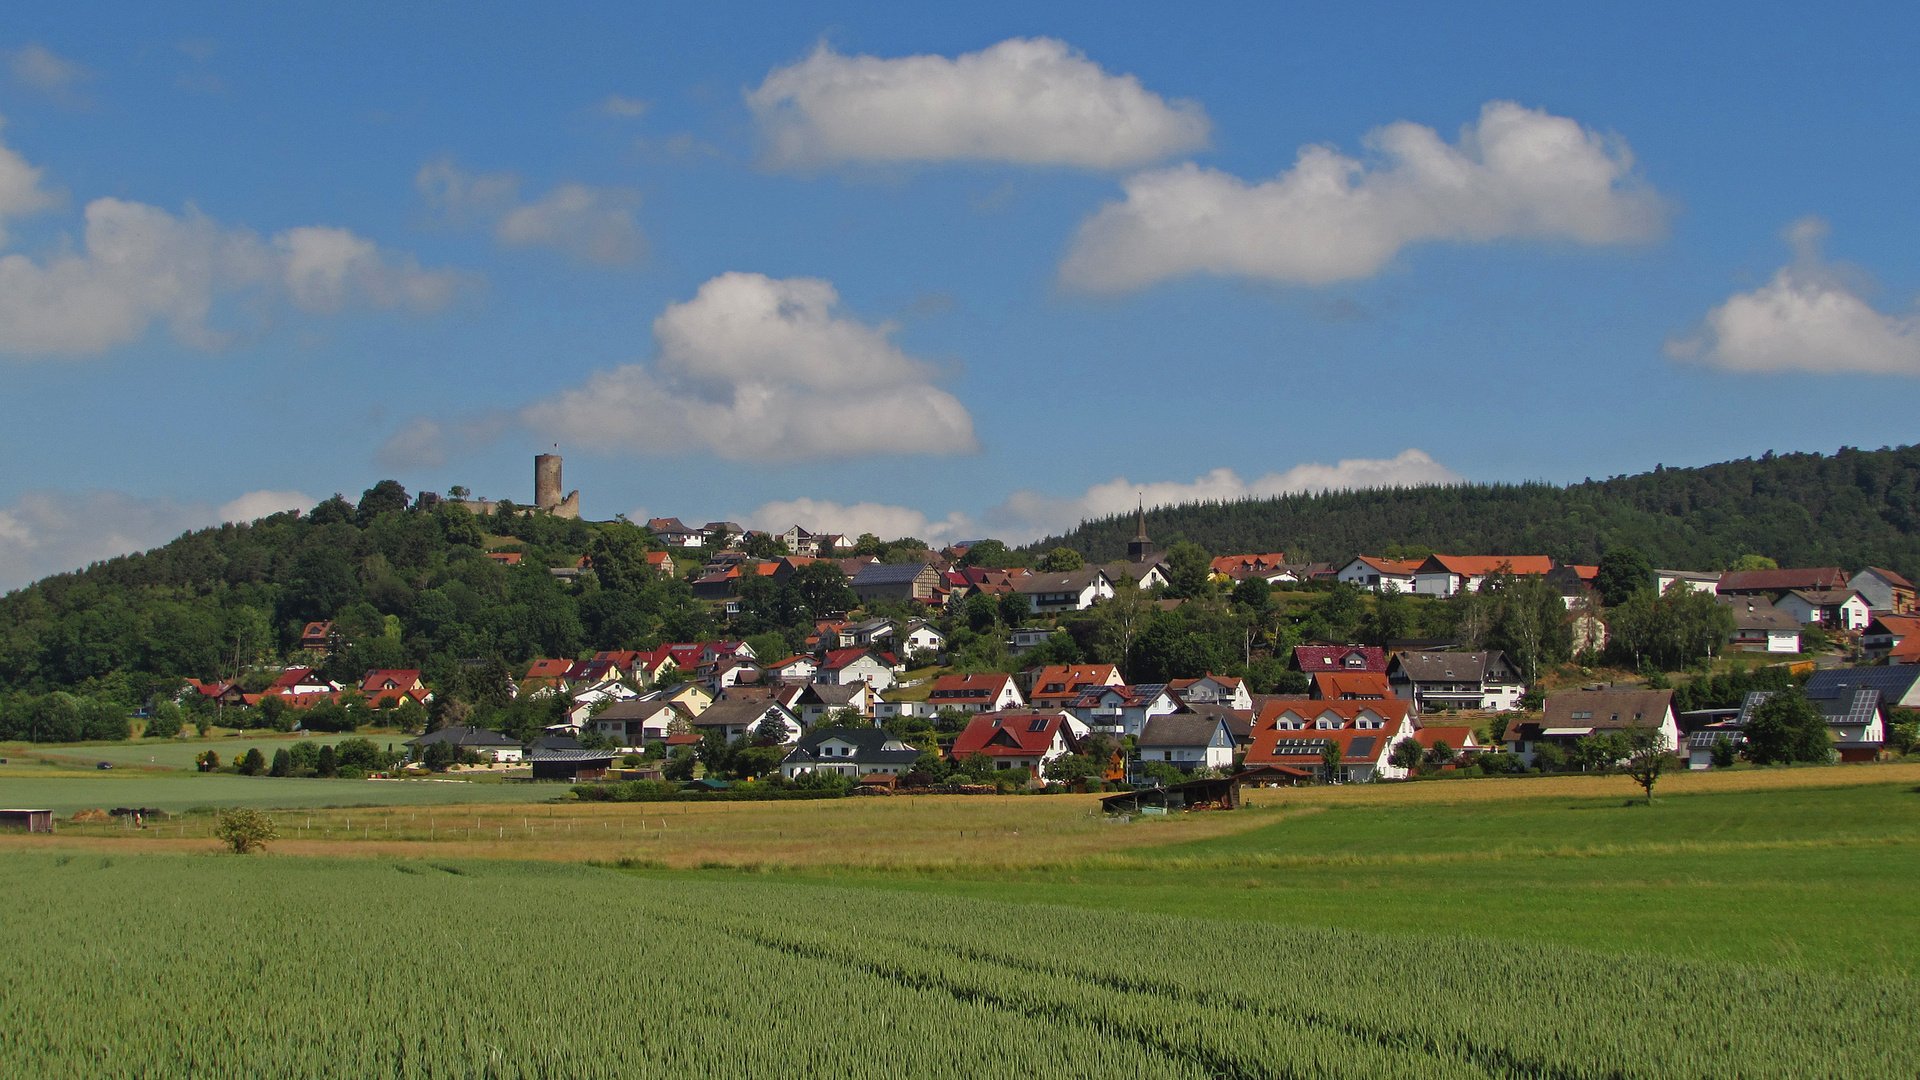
[0,809,53,833]
[530,750,616,781]
[1100,777,1241,815]
[1235,764,1312,787]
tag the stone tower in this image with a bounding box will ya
[534,453,581,520]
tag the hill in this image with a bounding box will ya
[1031,445,1920,578]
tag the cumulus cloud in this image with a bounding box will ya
[1666,217,1920,375]
[374,412,514,471]
[524,271,977,461]
[417,159,643,266]
[0,487,311,591]
[599,94,648,117]
[0,197,467,356]
[1061,100,1666,291]
[0,115,57,244]
[747,37,1210,170]
[743,497,976,547]
[9,44,89,98]
[733,449,1456,550]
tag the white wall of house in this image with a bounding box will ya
[1337,560,1414,592]
[1412,572,1463,597]
[820,656,897,691]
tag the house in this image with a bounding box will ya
[779,726,922,779]
[1335,557,1423,592]
[1255,698,1412,737]
[646,518,706,547]
[486,551,524,566]
[763,655,820,684]
[1685,720,1748,769]
[264,668,341,698]
[873,697,937,722]
[795,682,875,727]
[1654,569,1721,597]
[1101,560,1172,591]
[1294,645,1388,674]
[1411,555,1556,597]
[839,618,894,648]
[1066,683,1179,737]
[1015,568,1115,613]
[299,621,338,654]
[563,679,640,728]
[1385,652,1523,713]
[654,682,713,716]
[1805,664,1920,708]
[1775,589,1872,632]
[1242,727,1402,783]
[851,562,942,603]
[948,712,1087,778]
[1026,664,1125,708]
[529,749,616,781]
[703,656,763,691]
[406,726,523,763]
[815,649,896,692]
[1409,725,1482,756]
[1168,674,1252,710]
[779,525,824,557]
[926,673,1025,714]
[360,670,431,708]
[1211,553,1292,583]
[1734,680,1888,762]
[1862,615,1920,657]
[591,699,690,748]
[900,620,946,656]
[1130,714,1237,780]
[1312,671,1395,700]
[1008,627,1055,653]
[1716,567,1849,596]
[1718,595,1801,652]
[521,658,578,696]
[1850,567,1917,614]
[1502,689,1678,766]
[690,698,802,744]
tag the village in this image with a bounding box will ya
[174,504,1920,803]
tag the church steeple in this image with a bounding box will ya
[1127,498,1156,562]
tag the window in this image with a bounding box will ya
[1027,718,1050,732]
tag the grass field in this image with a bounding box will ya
[1,732,417,771]
[2,852,1913,1079]
[0,773,569,814]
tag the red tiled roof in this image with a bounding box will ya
[1313,672,1395,700]
[1244,727,1396,766]
[1347,556,1423,576]
[525,658,574,680]
[820,648,873,670]
[487,551,524,565]
[928,673,1015,702]
[1293,646,1388,673]
[1254,698,1411,731]
[1419,554,1555,578]
[1211,553,1289,576]
[1413,725,1479,750]
[949,713,1066,759]
[1028,664,1121,700]
[1717,567,1848,592]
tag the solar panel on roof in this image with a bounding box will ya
[1348,736,1376,758]
[1027,717,1049,732]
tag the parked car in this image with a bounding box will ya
[95,761,113,770]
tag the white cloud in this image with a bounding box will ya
[374,412,513,471]
[524,271,977,461]
[743,498,976,547]
[0,115,57,244]
[417,159,643,266]
[733,449,1457,551]
[747,37,1210,171]
[1666,217,1920,375]
[0,197,467,356]
[1061,100,1666,291]
[9,44,89,97]
[599,94,648,117]
[0,487,310,591]
[218,489,314,523]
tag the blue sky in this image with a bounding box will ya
[1,1,1918,586]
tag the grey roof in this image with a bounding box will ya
[1137,714,1230,748]
[1389,651,1514,683]
[595,699,684,722]
[852,562,934,585]
[690,698,795,729]
[1718,595,1801,631]
[1738,686,1883,727]
[1015,568,1107,594]
[405,725,518,748]
[1805,665,1920,704]
[1172,701,1253,739]
[797,683,864,707]
[528,748,618,762]
[780,726,921,767]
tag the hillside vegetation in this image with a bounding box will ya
[1036,445,1920,576]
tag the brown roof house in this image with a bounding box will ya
[1503,689,1678,767]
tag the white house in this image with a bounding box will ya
[779,727,922,779]
[1168,674,1252,711]
[1850,566,1917,614]
[1503,689,1679,767]
[900,620,946,655]
[795,682,874,727]
[1385,652,1524,713]
[691,699,802,744]
[1654,569,1721,597]
[1067,683,1179,737]
[1719,595,1801,652]
[815,649,897,692]
[1130,715,1236,780]
[1335,556,1421,593]
[1410,555,1556,597]
[566,678,640,727]
[874,698,937,721]
[763,655,819,684]
[591,700,689,749]
[1775,589,1872,632]
[925,673,1025,714]
[1014,569,1115,613]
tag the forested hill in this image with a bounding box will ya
[1035,445,1920,579]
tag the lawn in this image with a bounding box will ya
[4,732,418,771]
[0,773,569,814]
[2,852,1912,1078]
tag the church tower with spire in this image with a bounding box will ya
[1126,501,1157,563]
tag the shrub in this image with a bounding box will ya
[214,808,278,854]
